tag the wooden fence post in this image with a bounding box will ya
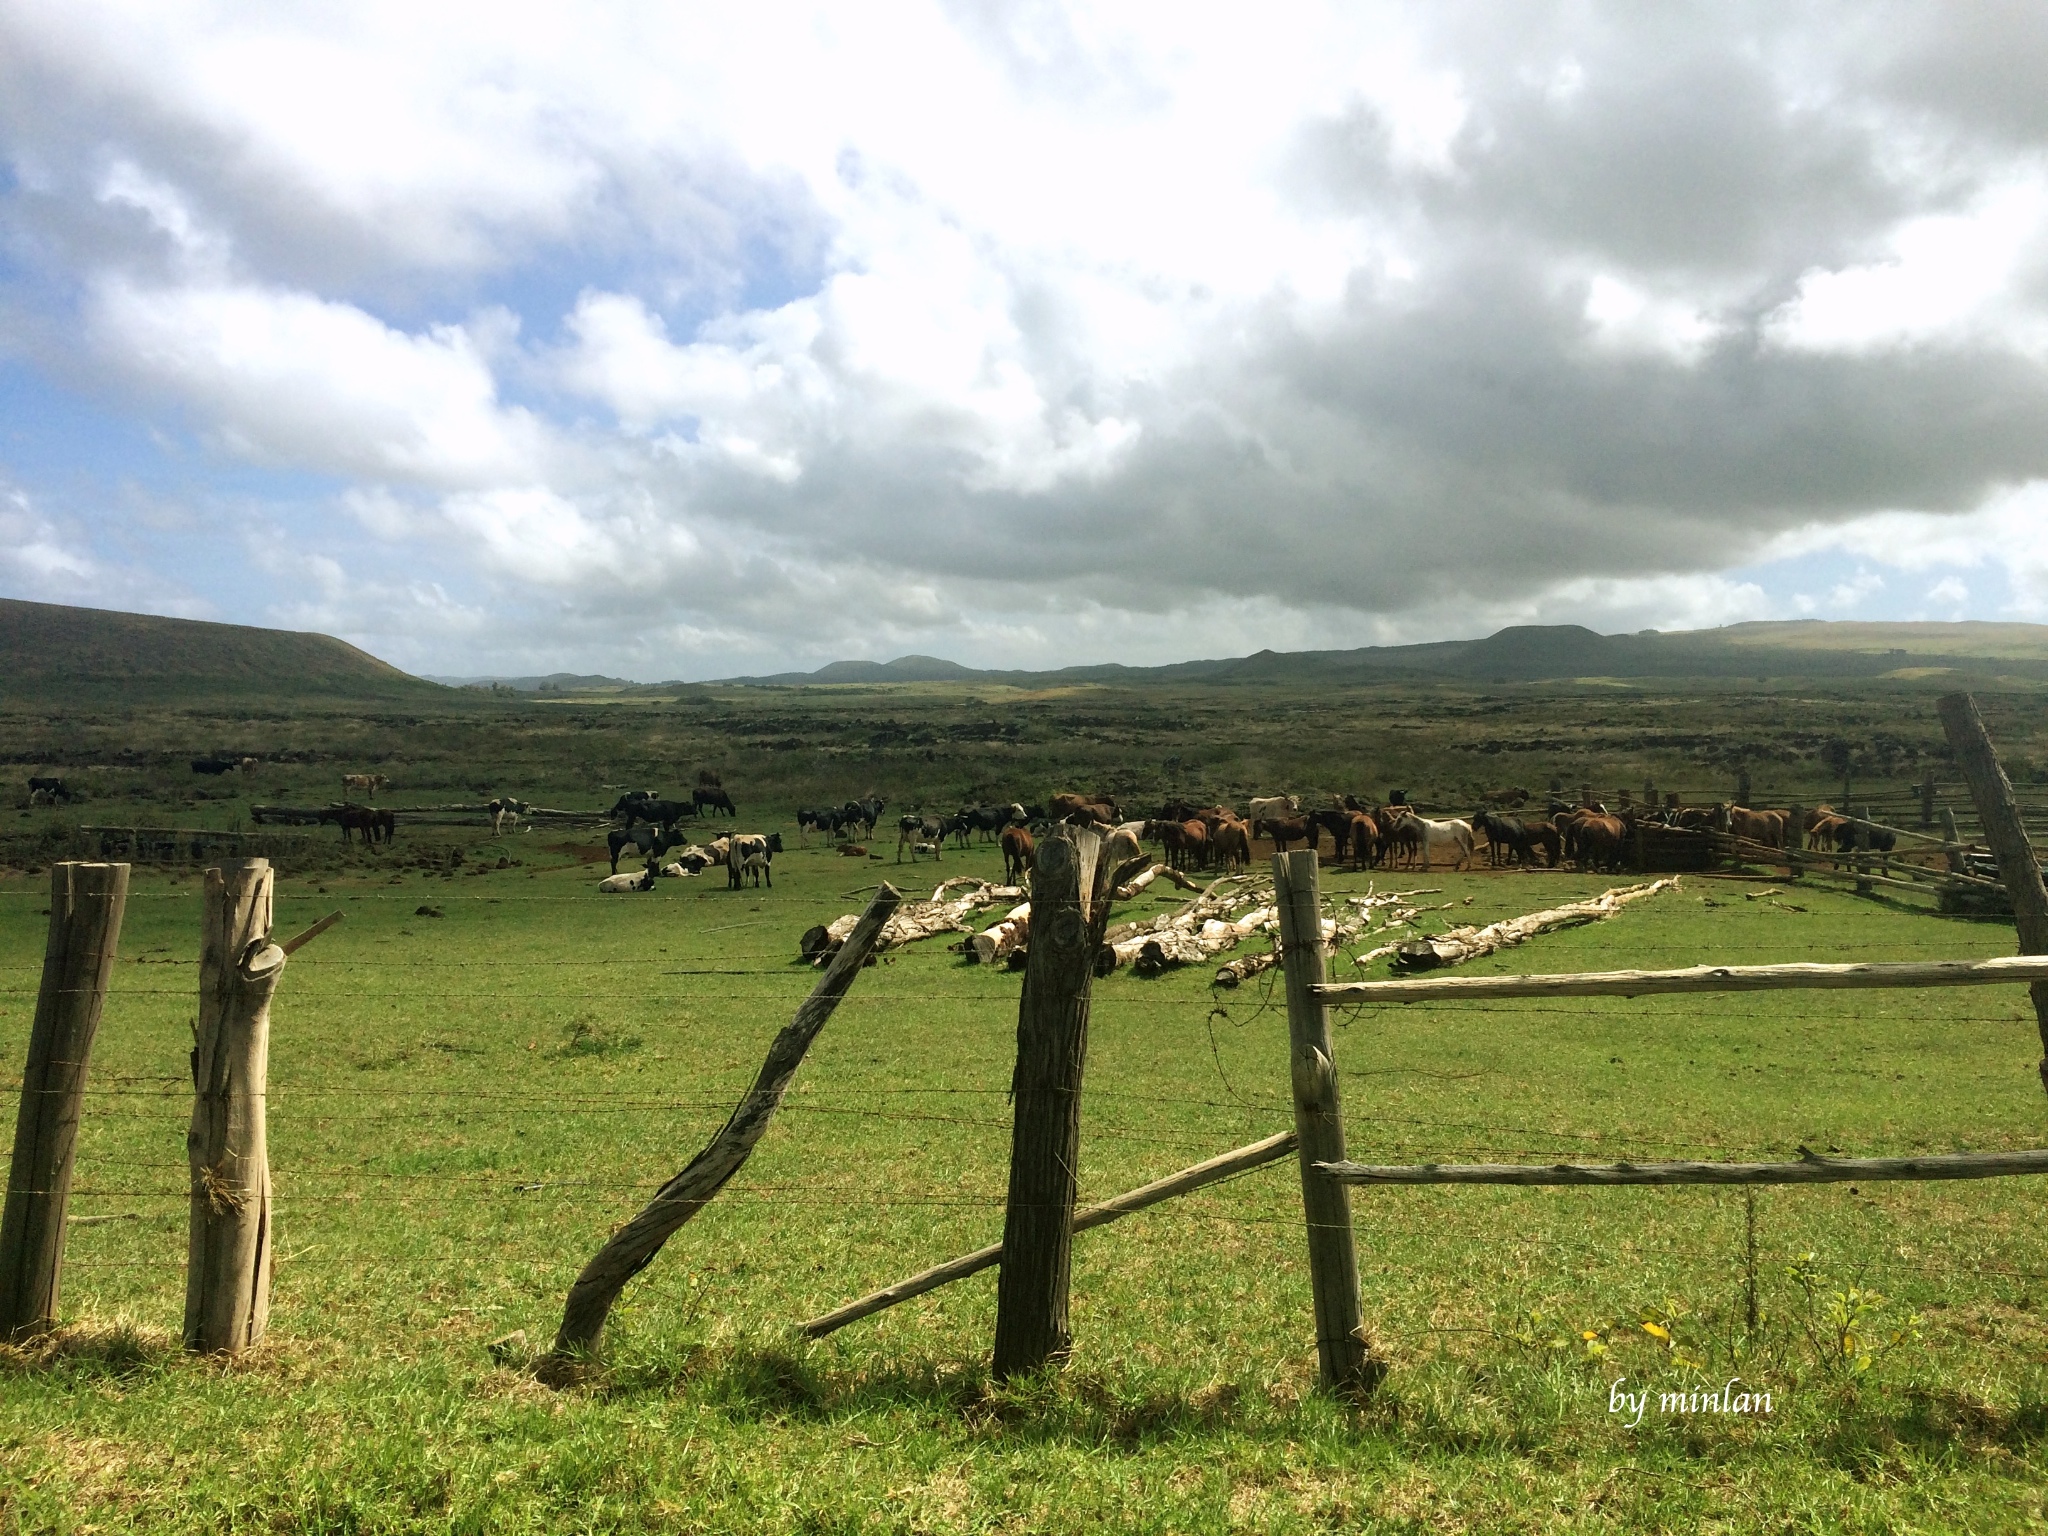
[0,862,129,1338]
[1273,850,1380,1397]
[1937,693,2048,1096]
[1942,806,1965,876]
[1736,768,1752,807]
[993,824,1132,1379]
[1854,806,1873,897]
[1921,772,1938,830]
[185,859,287,1354]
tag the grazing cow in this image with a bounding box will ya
[341,773,390,798]
[1212,818,1252,870]
[26,776,69,804]
[1255,814,1312,852]
[488,796,529,836]
[850,795,885,837]
[897,813,945,862]
[1247,795,1298,824]
[191,757,238,775]
[1001,825,1035,884]
[727,832,783,888]
[620,797,692,832]
[607,825,669,874]
[797,806,847,845]
[693,786,737,817]
[959,804,1017,842]
[598,865,657,893]
[607,790,657,820]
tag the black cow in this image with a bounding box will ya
[619,797,692,832]
[27,776,70,803]
[191,757,238,775]
[694,786,737,817]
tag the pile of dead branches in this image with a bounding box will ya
[800,877,1026,965]
[1383,878,1681,972]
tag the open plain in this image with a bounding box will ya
[5,668,2048,1531]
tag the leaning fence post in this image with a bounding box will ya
[546,883,904,1364]
[1937,692,2048,1096]
[185,859,287,1354]
[1273,850,1380,1397]
[993,824,1122,1379]
[0,862,129,1338]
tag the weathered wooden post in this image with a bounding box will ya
[1736,767,1752,807]
[186,859,286,1354]
[1787,805,1805,880]
[0,862,129,1338]
[1921,771,1938,830]
[1937,692,2048,1095]
[1273,850,1380,1397]
[547,884,904,1364]
[1942,806,1965,876]
[1853,806,1873,897]
[993,824,1134,1379]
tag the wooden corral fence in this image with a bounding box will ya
[13,689,2048,1398]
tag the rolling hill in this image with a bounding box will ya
[0,598,442,701]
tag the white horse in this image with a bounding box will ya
[1393,812,1474,871]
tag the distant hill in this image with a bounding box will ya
[713,620,2048,688]
[425,672,640,692]
[0,597,441,701]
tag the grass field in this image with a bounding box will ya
[5,813,2048,1532]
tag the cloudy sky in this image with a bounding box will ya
[5,2,2048,679]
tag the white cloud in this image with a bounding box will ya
[88,277,549,487]
[7,4,2048,674]
[1763,179,2048,355]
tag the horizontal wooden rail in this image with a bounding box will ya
[1318,1147,2048,1187]
[1315,954,2048,1003]
[797,1130,1296,1339]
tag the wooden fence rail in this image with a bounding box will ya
[1318,1147,2048,1188]
[1315,954,2048,1004]
[799,1130,1297,1339]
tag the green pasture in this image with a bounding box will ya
[2,825,2047,1533]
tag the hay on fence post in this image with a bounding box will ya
[1274,850,1381,1398]
[1937,691,2048,1095]
[545,883,903,1367]
[185,859,285,1355]
[0,862,129,1339]
[992,824,1131,1379]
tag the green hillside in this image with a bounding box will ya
[0,598,442,701]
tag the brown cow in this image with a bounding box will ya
[1001,825,1034,884]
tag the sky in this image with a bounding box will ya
[6,2,2048,681]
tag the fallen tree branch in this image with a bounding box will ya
[1389,878,1680,972]
[801,878,1024,965]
